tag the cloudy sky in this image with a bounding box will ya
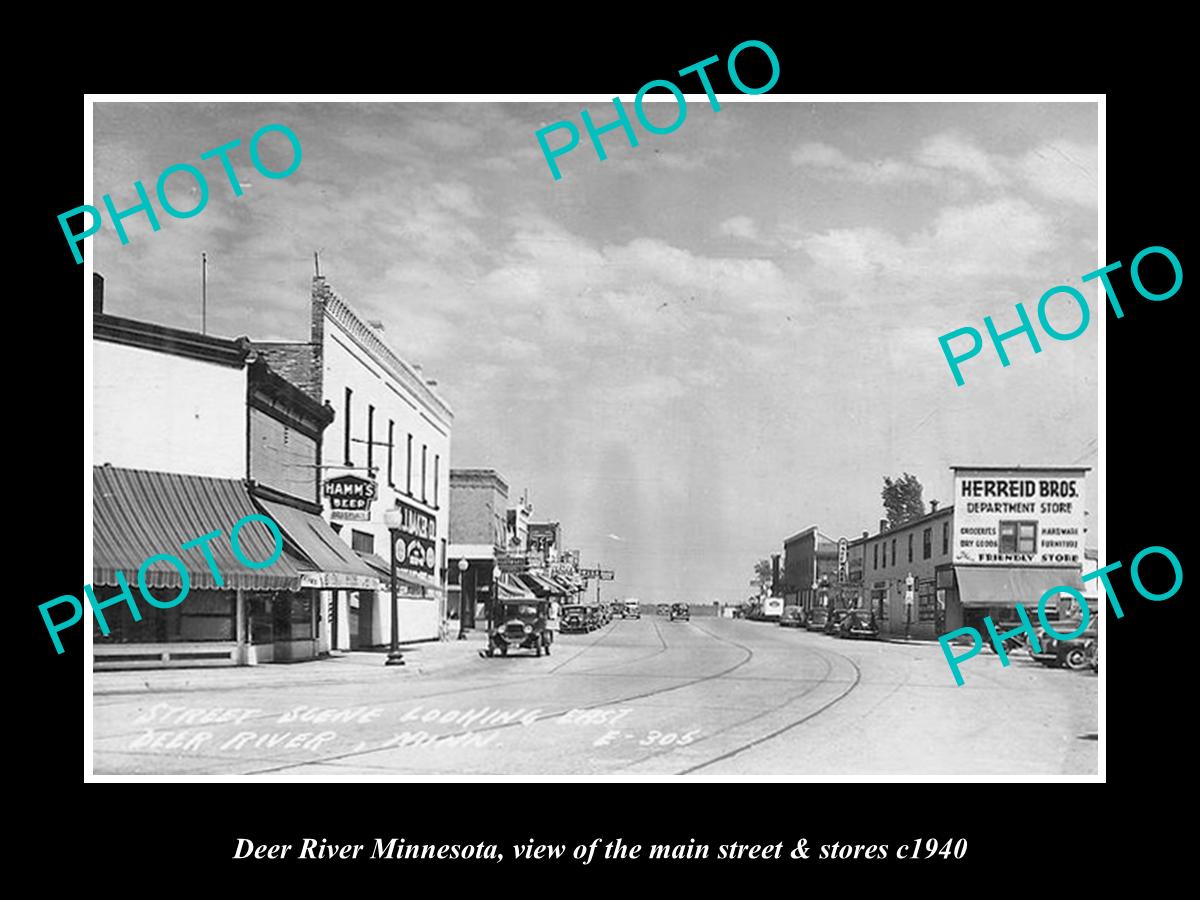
[92,99,1099,604]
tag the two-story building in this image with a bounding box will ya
[780,526,840,613]
[256,275,453,648]
[448,469,510,630]
[92,274,379,667]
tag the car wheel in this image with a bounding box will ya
[1065,647,1089,670]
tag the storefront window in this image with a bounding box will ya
[92,588,234,643]
[917,579,936,622]
[274,593,315,641]
[872,583,888,622]
[249,593,275,645]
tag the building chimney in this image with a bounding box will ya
[861,531,869,540]
[930,500,939,512]
[93,273,104,314]
[879,519,888,533]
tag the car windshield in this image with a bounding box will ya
[505,604,539,618]
[563,606,585,614]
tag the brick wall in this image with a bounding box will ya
[449,471,509,546]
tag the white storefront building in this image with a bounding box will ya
[257,275,452,647]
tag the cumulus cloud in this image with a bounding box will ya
[717,215,759,241]
[791,131,1098,207]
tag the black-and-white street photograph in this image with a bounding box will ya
[86,98,1099,778]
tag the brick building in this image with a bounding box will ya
[255,274,453,647]
[448,469,510,629]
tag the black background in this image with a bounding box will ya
[20,20,1187,887]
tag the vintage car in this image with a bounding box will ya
[623,600,642,619]
[823,609,852,635]
[669,602,690,621]
[1029,617,1098,670]
[656,603,671,616]
[485,600,553,657]
[586,605,603,630]
[560,604,590,634]
[805,608,829,632]
[837,610,879,640]
[779,606,805,628]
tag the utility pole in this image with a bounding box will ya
[201,252,207,335]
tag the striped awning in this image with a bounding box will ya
[254,498,382,590]
[517,572,567,597]
[93,466,303,591]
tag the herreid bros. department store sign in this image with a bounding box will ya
[952,466,1088,566]
[324,475,377,521]
[392,499,437,576]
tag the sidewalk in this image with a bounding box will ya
[93,631,489,696]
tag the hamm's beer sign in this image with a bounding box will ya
[952,466,1088,566]
[324,475,377,521]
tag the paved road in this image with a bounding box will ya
[93,617,1098,777]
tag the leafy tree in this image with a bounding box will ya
[882,473,926,528]
[753,558,774,590]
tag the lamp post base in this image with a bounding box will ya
[385,651,406,666]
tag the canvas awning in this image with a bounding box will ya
[517,572,565,597]
[93,466,303,591]
[954,566,1085,608]
[496,576,537,599]
[355,550,439,595]
[255,497,381,590]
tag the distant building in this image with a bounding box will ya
[448,468,510,629]
[780,526,839,613]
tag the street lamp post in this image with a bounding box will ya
[490,565,501,632]
[457,557,470,640]
[383,508,405,667]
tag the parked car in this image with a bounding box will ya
[560,604,589,634]
[585,606,603,631]
[823,609,852,635]
[805,608,829,632]
[623,600,642,619]
[837,610,879,640]
[669,602,690,621]
[656,603,670,616]
[1030,618,1098,669]
[779,606,805,628]
[484,600,552,657]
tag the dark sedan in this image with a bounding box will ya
[823,609,852,635]
[560,605,589,634]
[837,610,879,640]
[779,606,805,628]
[805,608,829,632]
[1030,618,1098,670]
